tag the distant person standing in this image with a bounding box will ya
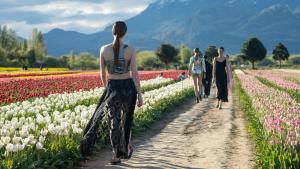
[189,48,206,103]
[202,55,213,98]
[212,47,230,109]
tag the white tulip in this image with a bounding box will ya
[36,142,43,150]
[22,137,30,145]
[39,136,45,143]
[6,143,14,152]
[12,136,22,144]
[2,136,11,144]
[41,129,48,136]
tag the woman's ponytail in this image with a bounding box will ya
[112,21,127,67]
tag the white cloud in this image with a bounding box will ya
[0,0,157,37]
[10,1,150,17]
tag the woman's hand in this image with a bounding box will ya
[137,93,143,107]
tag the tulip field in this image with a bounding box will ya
[236,70,300,168]
[0,70,185,105]
[0,70,193,169]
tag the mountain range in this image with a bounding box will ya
[44,0,300,56]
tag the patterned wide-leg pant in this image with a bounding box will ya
[80,79,137,157]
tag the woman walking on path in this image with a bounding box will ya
[212,47,230,109]
[189,48,206,103]
[80,21,143,165]
[202,55,213,98]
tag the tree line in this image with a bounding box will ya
[0,26,47,68]
[154,38,293,70]
[0,25,100,70]
[0,25,297,70]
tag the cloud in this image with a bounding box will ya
[13,1,148,17]
[0,0,156,37]
[3,19,112,39]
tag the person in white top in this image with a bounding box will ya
[189,48,206,103]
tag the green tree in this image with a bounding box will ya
[0,25,8,49]
[27,49,36,67]
[180,44,191,64]
[78,52,98,70]
[29,28,47,66]
[240,37,267,69]
[45,56,61,68]
[0,47,8,66]
[0,25,19,52]
[156,44,179,69]
[21,39,28,51]
[58,55,69,68]
[68,50,77,69]
[18,50,28,66]
[272,42,289,68]
[204,45,218,61]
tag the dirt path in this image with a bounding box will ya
[79,89,254,169]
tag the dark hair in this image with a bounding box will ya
[193,48,200,53]
[112,21,127,66]
[219,47,225,51]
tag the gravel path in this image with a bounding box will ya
[79,89,254,169]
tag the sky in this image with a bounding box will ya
[0,0,156,38]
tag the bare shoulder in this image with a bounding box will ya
[100,43,112,52]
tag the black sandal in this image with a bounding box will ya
[121,146,133,159]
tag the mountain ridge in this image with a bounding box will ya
[43,0,300,56]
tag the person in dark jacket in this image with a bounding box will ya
[202,55,213,98]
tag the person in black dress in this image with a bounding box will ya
[202,55,213,98]
[212,47,230,109]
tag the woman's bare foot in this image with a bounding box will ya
[219,102,223,109]
[110,157,121,165]
[215,102,219,108]
[111,151,121,165]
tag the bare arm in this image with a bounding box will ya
[130,47,142,94]
[188,57,193,75]
[212,58,216,81]
[100,47,107,87]
[226,58,232,81]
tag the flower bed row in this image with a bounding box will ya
[0,77,175,119]
[246,70,300,92]
[237,72,300,168]
[0,79,193,169]
[0,70,183,104]
[0,71,80,79]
